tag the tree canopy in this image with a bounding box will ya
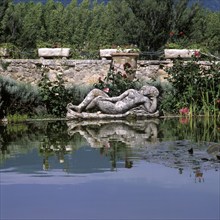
[0,0,219,58]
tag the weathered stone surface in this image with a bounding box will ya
[66,108,159,120]
[38,48,71,58]
[66,85,159,120]
[0,59,217,86]
[164,49,200,59]
[156,69,169,82]
[99,49,137,60]
[100,49,117,59]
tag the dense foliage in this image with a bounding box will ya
[0,75,41,118]
[160,59,220,116]
[0,0,220,58]
[94,62,140,97]
[0,73,92,118]
[38,72,91,117]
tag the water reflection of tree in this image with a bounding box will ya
[160,117,220,143]
[38,122,82,170]
[0,121,73,165]
[0,123,45,163]
[99,140,133,171]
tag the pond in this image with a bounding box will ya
[0,118,219,220]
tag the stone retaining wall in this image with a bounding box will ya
[0,59,215,87]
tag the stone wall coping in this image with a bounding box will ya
[138,60,172,65]
[1,59,112,65]
[111,52,139,56]
[1,59,218,66]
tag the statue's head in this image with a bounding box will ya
[140,85,159,97]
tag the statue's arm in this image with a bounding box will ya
[102,91,128,102]
[143,97,158,113]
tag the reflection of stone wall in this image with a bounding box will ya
[0,59,215,86]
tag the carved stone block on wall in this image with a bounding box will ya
[164,49,199,59]
[38,48,71,58]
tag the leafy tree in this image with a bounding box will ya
[124,0,173,50]
[203,11,220,55]
[71,0,92,49]
[0,2,25,45]
[62,0,78,45]
[86,0,106,49]
[189,7,207,44]
[19,2,44,49]
[94,1,117,47]
[0,0,219,58]
[42,0,65,46]
[102,0,134,46]
[0,0,11,24]
[170,0,202,43]
[0,0,11,43]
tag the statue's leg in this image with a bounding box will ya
[86,96,102,110]
[66,103,81,112]
[68,89,109,112]
[78,89,109,112]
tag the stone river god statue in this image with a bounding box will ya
[66,85,160,119]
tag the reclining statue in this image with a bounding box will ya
[66,85,159,119]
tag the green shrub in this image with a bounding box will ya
[93,63,140,97]
[7,113,28,123]
[0,76,41,118]
[38,72,92,117]
[0,43,21,59]
[38,73,69,117]
[161,59,220,116]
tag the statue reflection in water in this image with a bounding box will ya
[67,120,159,148]
[67,120,159,170]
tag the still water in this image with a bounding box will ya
[0,118,219,220]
